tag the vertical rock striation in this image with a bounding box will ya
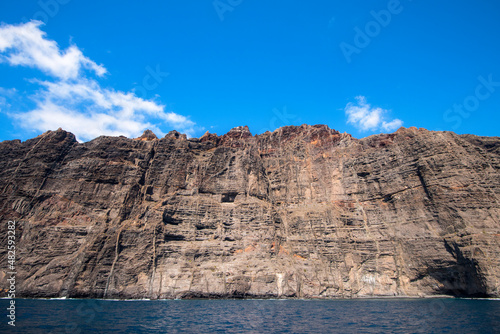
[0,125,499,299]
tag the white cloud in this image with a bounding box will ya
[0,87,17,96]
[381,119,403,132]
[14,78,195,141]
[0,21,106,80]
[0,21,197,141]
[0,87,15,107]
[345,96,403,133]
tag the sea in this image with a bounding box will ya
[1,298,499,333]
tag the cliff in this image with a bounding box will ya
[0,125,499,299]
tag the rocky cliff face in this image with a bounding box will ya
[0,125,499,299]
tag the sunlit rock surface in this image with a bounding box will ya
[0,125,499,299]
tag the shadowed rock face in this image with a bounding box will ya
[0,125,499,299]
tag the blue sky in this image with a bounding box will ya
[0,0,499,142]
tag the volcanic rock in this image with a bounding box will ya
[0,125,499,299]
[136,129,158,141]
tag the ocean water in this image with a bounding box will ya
[1,298,499,333]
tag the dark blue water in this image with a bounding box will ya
[0,298,499,333]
